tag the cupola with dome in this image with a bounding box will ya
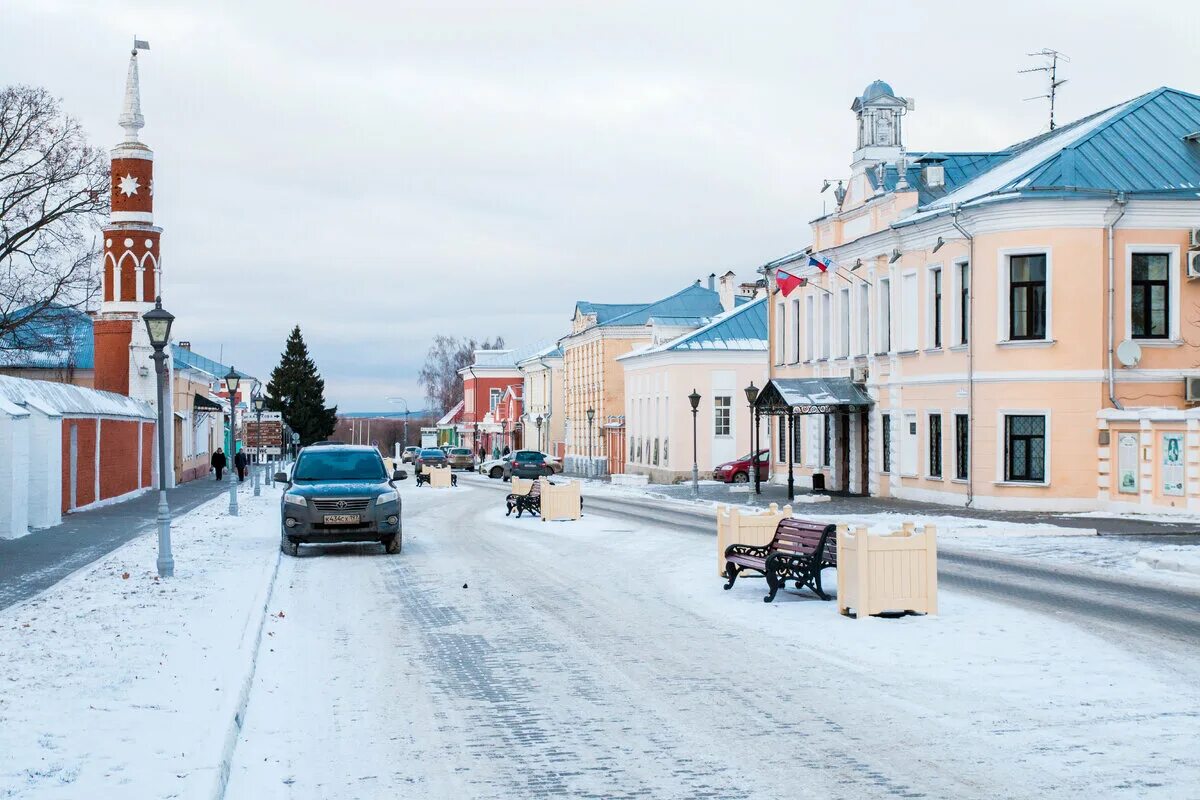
[850,78,913,170]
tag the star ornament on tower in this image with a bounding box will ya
[118,174,140,196]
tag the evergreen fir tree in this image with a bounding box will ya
[265,326,338,445]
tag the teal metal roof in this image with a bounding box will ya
[668,296,767,351]
[0,305,94,369]
[601,284,725,328]
[574,301,647,324]
[172,344,256,384]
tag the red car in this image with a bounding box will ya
[712,450,770,483]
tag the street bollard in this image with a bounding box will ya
[253,457,261,496]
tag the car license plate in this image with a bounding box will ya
[323,514,360,525]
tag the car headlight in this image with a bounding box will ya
[376,491,399,505]
[283,493,307,507]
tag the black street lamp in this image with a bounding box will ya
[252,391,265,497]
[224,367,242,516]
[586,407,595,477]
[536,414,544,451]
[143,296,174,577]
[688,389,701,498]
[744,382,761,495]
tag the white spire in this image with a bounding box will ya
[118,41,149,142]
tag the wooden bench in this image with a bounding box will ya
[723,518,838,603]
[416,466,457,488]
[506,479,542,517]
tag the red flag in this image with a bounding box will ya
[776,269,806,297]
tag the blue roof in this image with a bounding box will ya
[172,344,256,383]
[861,79,895,103]
[668,295,767,351]
[573,301,647,324]
[870,152,1014,205]
[601,284,726,328]
[0,305,94,369]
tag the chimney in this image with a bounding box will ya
[707,272,716,291]
[718,271,737,312]
[178,341,191,351]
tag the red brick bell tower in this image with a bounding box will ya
[94,40,162,399]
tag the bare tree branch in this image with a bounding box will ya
[417,335,507,414]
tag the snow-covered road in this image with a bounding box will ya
[224,480,1200,799]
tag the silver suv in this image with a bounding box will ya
[276,444,408,556]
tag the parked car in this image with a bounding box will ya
[401,446,420,463]
[508,449,557,479]
[414,448,448,472]
[713,449,771,483]
[479,453,513,479]
[446,447,475,471]
[276,444,407,556]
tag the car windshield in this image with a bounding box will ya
[293,450,386,481]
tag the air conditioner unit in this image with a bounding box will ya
[850,366,868,384]
[1186,376,1200,403]
[1187,250,1200,279]
[1189,228,1200,248]
[924,165,945,188]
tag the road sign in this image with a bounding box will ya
[371,439,378,447]
[291,432,300,444]
[243,420,283,448]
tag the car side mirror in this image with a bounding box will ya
[274,471,289,483]
[392,470,408,481]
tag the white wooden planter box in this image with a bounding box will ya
[429,466,453,488]
[715,503,792,577]
[837,523,938,618]
[539,478,581,521]
[509,477,534,496]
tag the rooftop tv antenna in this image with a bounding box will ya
[1020,48,1069,130]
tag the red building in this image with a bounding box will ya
[458,350,522,456]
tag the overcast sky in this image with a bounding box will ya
[4,0,1198,411]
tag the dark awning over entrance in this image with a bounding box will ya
[193,393,224,414]
[754,377,873,415]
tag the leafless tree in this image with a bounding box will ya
[0,85,109,354]
[418,334,506,413]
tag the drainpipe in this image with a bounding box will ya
[1107,193,1128,411]
[950,207,975,508]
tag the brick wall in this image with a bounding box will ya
[99,419,141,500]
[92,318,132,396]
[71,418,98,509]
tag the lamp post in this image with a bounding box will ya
[252,392,265,497]
[688,389,701,498]
[143,297,175,577]
[744,382,760,495]
[586,407,595,477]
[387,397,409,460]
[536,414,544,451]
[225,367,242,516]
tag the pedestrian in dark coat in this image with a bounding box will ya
[211,448,227,480]
[234,449,249,482]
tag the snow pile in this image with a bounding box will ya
[0,489,280,798]
[1135,546,1200,578]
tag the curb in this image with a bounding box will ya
[1135,550,1200,577]
[208,545,282,800]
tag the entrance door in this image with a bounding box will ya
[838,412,850,491]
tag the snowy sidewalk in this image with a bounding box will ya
[0,488,281,799]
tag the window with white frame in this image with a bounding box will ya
[956,261,969,346]
[1004,414,1046,482]
[1007,253,1048,341]
[775,302,785,364]
[878,277,891,352]
[713,395,731,437]
[489,388,501,412]
[805,295,815,360]
[856,282,869,356]
[954,413,969,480]
[928,266,943,348]
[791,298,801,362]
[838,287,850,358]
[900,272,918,350]
[820,292,831,359]
[1130,251,1172,339]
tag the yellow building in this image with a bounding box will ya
[762,80,1200,513]
[559,282,727,473]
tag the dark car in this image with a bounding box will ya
[508,449,556,479]
[414,448,448,471]
[713,449,770,483]
[277,444,407,556]
[446,447,475,470]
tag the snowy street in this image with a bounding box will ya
[222,478,1200,799]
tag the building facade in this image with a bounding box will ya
[620,289,767,483]
[765,80,1200,513]
[517,345,564,457]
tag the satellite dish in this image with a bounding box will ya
[1116,339,1142,368]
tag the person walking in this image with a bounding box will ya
[234,448,248,482]
[211,448,227,481]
